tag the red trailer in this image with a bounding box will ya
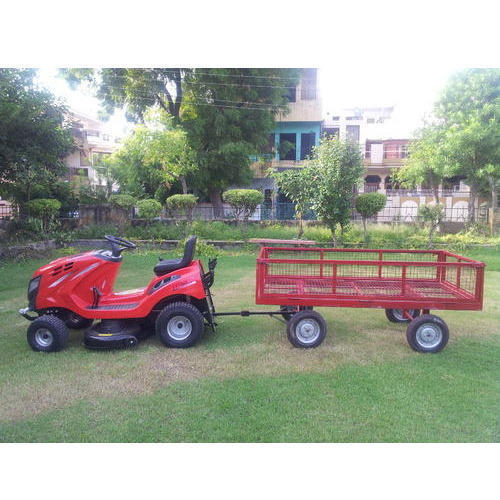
[254,246,485,352]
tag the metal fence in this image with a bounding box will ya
[150,203,472,224]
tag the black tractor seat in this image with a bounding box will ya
[154,236,197,276]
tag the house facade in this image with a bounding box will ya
[64,111,121,187]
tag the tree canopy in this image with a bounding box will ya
[0,69,74,206]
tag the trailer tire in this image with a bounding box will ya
[287,310,326,348]
[406,314,449,353]
[156,302,204,348]
[27,315,69,352]
[385,308,420,323]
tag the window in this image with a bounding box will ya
[283,86,296,102]
[301,69,317,100]
[346,116,361,121]
[102,134,110,141]
[85,130,100,138]
[300,133,315,160]
[330,116,340,121]
[346,125,360,143]
[367,118,375,124]
[401,144,408,158]
[279,133,296,161]
[322,127,339,139]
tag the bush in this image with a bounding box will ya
[222,189,264,222]
[137,199,162,220]
[355,193,387,244]
[110,194,136,211]
[166,194,198,220]
[26,198,61,231]
[175,237,220,259]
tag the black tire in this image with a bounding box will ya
[156,302,204,348]
[64,311,94,330]
[280,305,313,321]
[27,315,69,352]
[406,314,449,353]
[385,308,420,323]
[287,310,327,348]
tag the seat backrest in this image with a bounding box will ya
[180,236,197,266]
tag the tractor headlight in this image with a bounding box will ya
[27,276,41,309]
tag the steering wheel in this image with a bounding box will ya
[104,235,137,257]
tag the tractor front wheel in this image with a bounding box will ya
[27,315,69,352]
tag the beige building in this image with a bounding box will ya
[64,111,121,187]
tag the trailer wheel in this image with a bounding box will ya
[406,314,449,353]
[287,310,326,348]
[156,302,204,348]
[385,308,420,323]
[27,315,69,352]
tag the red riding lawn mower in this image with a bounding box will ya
[20,235,217,352]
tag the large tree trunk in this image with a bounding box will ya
[468,185,478,224]
[179,175,188,195]
[489,175,497,235]
[209,187,224,219]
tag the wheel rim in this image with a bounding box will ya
[415,323,443,349]
[393,309,415,321]
[34,328,54,347]
[295,318,321,344]
[167,316,192,341]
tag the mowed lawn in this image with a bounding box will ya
[0,245,498,442]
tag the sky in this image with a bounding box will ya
[36,65,460,140]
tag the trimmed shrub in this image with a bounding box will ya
[110,194,136,211]
[137,199,162,220]
[222,189,264,222]
[355,193,387,243]
[166,194,198,221]
[26,198,61,231]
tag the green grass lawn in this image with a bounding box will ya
[0,246,498,442]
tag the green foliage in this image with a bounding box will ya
[355,193,387,244]
[181,69,301,208]
[418,204,445,249]
[175,238,220,259]
[305,137,364,244]
[271,168,314,238]
[109,194,136,211]
[136,199,162,220]
[0,69,74,208]
[223,189,264,221]
[355,193,387,218]
[25,198,61,231]
[166,194,198,221]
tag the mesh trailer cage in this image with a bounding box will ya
[256,247,485,311]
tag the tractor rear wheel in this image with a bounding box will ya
[156,302,204,348]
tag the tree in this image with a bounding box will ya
[400,69,500,224]
[271,168,313,238]
[305,137,364,245]
[0,69,74,209]
[106,123,195,199]
[355,192,387,242]
[395,124,454,203]
[223,189,264,222]
[60,68,186,122]
[419,204,444,249]
[166,194,198,221]
[182,69,300,214]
